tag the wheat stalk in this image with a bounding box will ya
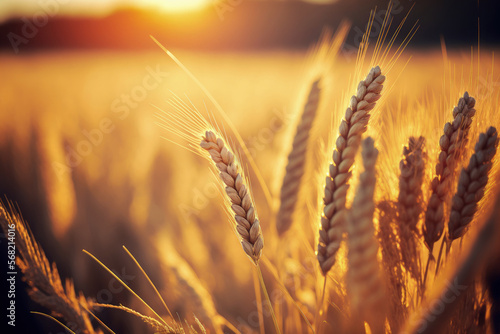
[277,79,321,235]
[165,253,222,333]
[200,130,264,264]
[92,303,178,333]
[317,66,386,275]
[378,200,406,333]
[200,131,280,333]
[94,303,206,334]
[0,202,98,334]
[347,137,385,333]
[448,126,498,241]
[424,92,476,251]
[404,188,500,334]
[397,136,426,283]
[486,252,500,334]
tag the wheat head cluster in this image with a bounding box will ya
[2,13,500,334]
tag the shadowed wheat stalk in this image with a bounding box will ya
[424,92,476,251]
[347,137,385,333]
[92,303,180,334]
[378,200,406,333]
[448,126,498,243]
[318,65,386,275]
[404,187,500,334]
[397,136,426,284]
[277,79,321,236]
[486,251,500,333]
[157,241,223,334]
[0,202,98,334]
[200,130,264,264]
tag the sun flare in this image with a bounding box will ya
[142,0,210,12]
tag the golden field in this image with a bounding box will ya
[1,40,500,333]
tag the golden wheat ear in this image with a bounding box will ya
[423,92,476,252]
[317,65,386,275]
[200,131,281,334]
[0,201,98,334]
[200,130,264,264]
[448,127,499,243]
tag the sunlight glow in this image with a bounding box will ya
[141,0,210,12]
[0,0,211,22]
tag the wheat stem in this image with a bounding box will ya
[122,246,174,320]
[257,264,281,334]
[31,312,77,334]
[347,137,385,333]
[434,237,446,277]
[91,303,174,333]
[404,189,500,334]
[261,257,315,333]
[314,277,327,332]
[82,250,170,328]
[377,201,406,332]
[80,305,117,334]
[218,316,242,334]
[161,249,220,333]
[253,268,266,334]
[422,255,431,297]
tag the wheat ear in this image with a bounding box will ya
[277,79,321,235]
[448,126,498,241]
[317,66,385,275]
[200,130,264,264]
[347,137,385,333]
[424,92,476,251]
[0,202,97,334]
[398,136,426,282]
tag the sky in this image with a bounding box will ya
[2,0,497,51]
[0,0,336,21]
[0,0,210,20]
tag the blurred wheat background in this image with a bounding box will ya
[1,0,500,333]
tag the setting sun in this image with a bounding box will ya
[142,0,211,12]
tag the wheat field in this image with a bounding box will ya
[1,19,500,334]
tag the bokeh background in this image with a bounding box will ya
[1,0,500,333]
